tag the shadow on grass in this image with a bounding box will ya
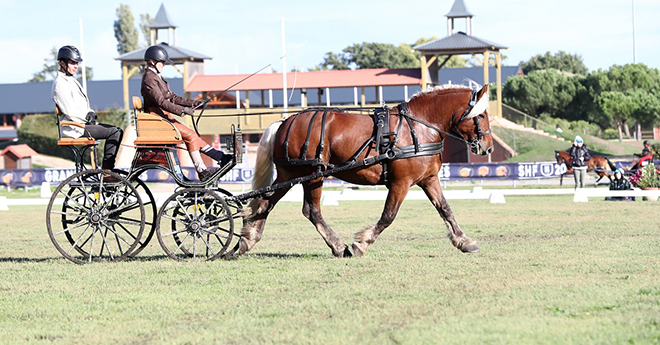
[247,252,324,259]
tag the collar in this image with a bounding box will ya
[148,66,163,79]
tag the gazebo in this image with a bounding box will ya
[413,0,507,117]
[114,4,211,110]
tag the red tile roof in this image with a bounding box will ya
[1,144,38,158]
[186,68,422,92]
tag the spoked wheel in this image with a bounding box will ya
[114,170,157,257]
[156,188,235,261]
[213,188,243,259]
[46,169,145,264]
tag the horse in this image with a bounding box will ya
[239,84,494,258]
[554,150,616,187]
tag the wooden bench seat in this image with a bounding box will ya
[132,97,183,146]
[56,119,96,146]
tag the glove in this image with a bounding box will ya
[85,111,97,125]
[192,100,205,108]
[182,107,194,116]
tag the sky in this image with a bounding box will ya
[1,0,659,84]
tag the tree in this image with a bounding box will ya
[502,69,583,119]
[113,4,139,55]
[597,91,635,142]
[139,13,153,47]
[521,51,588,75]
[315,42,420,70]
[29,47,93,83]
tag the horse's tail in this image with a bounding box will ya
[251,120,283,192]
[605,157,616,172]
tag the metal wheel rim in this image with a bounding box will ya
[46,169,145,264]
[156,188,234,261]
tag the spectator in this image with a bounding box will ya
[605,168,634,201]
[568,135,591,188]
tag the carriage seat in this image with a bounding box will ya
[55,106,96,146]
[132,96,183,146]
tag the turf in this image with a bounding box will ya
[1,196,659,344]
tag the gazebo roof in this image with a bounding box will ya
[149,4,177,29]
[115,43,211,64]
[413,32,507,54]
[446,0,474,18]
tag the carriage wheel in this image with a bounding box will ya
[46,170,145,264]
[156,188,234,261]
[114,170,157,257]
[213,188,243,259]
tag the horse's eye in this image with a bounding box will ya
[478,114,485,119]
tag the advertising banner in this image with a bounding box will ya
[0,160,640,187]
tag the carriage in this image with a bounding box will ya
[46,84,494,264]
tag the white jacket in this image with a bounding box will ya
[51,71,93,138]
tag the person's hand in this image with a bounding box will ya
[182,107,194,116]
[192,100,205,108]
[579,157,584,161]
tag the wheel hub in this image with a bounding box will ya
[89,212,102,224]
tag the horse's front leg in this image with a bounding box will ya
[302,179,352,258]
[352,181,409,257]
[418,175,479,253]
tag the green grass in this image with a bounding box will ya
[1,197,659,344]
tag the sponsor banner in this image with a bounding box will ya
[0,161,641,187]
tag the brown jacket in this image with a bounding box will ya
[141,68,193,121]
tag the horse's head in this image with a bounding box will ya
[454,84,494,156]
[554,150,563,163]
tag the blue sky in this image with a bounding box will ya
[1,0,659,83]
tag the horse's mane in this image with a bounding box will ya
[410,84,489,119]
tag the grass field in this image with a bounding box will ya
[1,196,659,344]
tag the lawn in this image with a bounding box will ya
[0,196,659,344]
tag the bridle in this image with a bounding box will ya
[395,88,491,151]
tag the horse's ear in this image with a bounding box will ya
[478,84,489,99]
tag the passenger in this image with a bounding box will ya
[140,45,232,182]
[568,135,591,189]
[605,168,634,201]
[52,45,124,175]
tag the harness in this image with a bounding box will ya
[273,88,489,184]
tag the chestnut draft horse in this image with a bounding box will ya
[555,150,616,186]
[239,84,494,258]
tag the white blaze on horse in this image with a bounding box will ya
[240,84,494,257]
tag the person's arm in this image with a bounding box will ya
[583,149,591,162]
[143,76,185,115]
[52,80,87,124]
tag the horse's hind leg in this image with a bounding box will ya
[418,175,479,253]
[239,186,291,255]
[352,181,409,257]
[302,179,352,258]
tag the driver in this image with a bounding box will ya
[52,45,124,175]
[627,140,654,171]
[140,45,232,181]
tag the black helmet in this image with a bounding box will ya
[57,45,82,62]
[144,45,172,63]
[644,140,650,146]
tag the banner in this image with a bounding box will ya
[0,161,641,187]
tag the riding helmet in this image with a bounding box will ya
[57,45,83,62]
[643,140,650,146]
[144,45,172,63]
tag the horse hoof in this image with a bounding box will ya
[461,244,480,253]
[351,243,365,257]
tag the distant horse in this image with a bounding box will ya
[554,150,616,187]
[239,84,494,257]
